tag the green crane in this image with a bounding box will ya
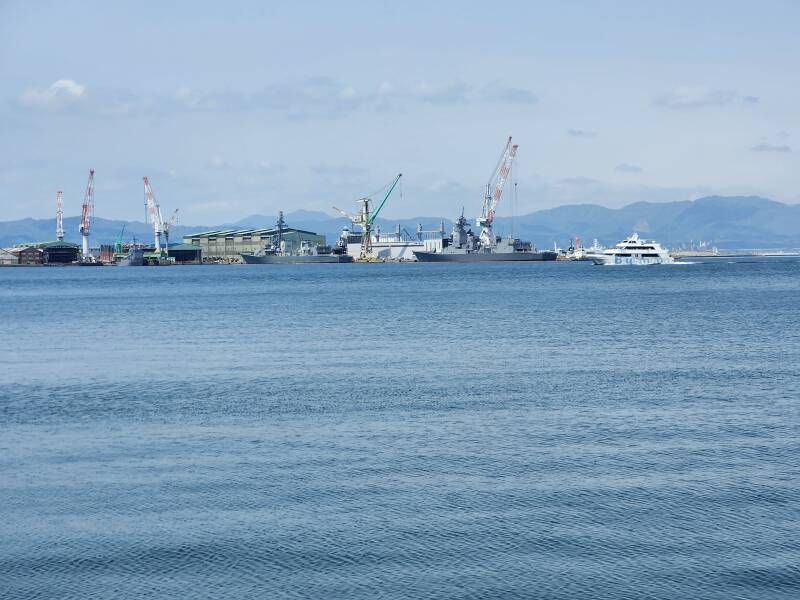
[356,173,402,260]
[114,225,126,255]
[368,173,402,225]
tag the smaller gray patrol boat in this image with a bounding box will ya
[241,212,353,264]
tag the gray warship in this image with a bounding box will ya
[119,248,145,266]
[241,212,353,264]
[413,213,557,262]
[413,136,557,263]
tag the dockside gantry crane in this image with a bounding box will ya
[163,209,179,248]
[477,137,518,247]
[333,173,402,260]
[56,191,64,242]
[79,170,95,259]
[143,176,166,253]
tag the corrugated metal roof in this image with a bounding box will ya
[184,227,322,239]
[13,241,81,249]
[167,243,202,251]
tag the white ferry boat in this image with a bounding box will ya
[586,233,674,265]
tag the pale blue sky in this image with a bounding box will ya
[1,0,798,223]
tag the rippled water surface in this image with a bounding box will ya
[1,259,799,599]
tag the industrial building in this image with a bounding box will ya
[345,224,445,260]
[167,243,203,264]
[15,247,44,265]
[0,246,44,265]
[0,248,19,265]
[39,241,81,264]
[14,241,82,264]
[183,227,325,261]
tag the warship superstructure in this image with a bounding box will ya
[413,213,557,262]
[241,212,353,264]
[413,137,556,263]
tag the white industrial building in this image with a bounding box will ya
[345,224,445,260]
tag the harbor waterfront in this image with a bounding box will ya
[1,258,799,599]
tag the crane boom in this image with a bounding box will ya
[79,170,95,258]
[114,225,126,254]
[56,191,64,241]
[163,209,179,246]
[333,173,403,260]
[143,176,165,252]
[368,173,402,225]
[476,137,518,247]
[487,142,517,225]
[332,206,355,220]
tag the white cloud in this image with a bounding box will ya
[559,176,597,186]
[479,84,538,105]
[338,86,357,100]
[654,86,758,109]
[207,156,229,170]
[567,128,598,138]
[751,143,791,153]
[615,163,643,173]
[377,81,395,95]
[429,179,467,194]
[415,81,470,104]
[18,79,87,111]
[16,77,539,120]
[173,86,193,100]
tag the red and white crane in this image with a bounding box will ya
[476,137,518,247]
[56,190,64,242]
[79,170,95,258]
[143,176,165,253]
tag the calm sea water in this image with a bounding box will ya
[1,259,799,599]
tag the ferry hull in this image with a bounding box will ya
[588,255,672,266]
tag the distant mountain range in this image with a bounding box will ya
[2,196,799,249]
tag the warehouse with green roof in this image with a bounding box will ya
[182,226,325,262]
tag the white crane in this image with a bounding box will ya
[56,190,64,242]
[143,176,165,253]
[476,136,518,247]
[79,170,95,259]
[163,209,179,247]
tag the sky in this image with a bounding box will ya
[1,0,798,224]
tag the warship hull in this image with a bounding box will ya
[413,250,558,262]
[241,253,353,264]
[118,249,145,266]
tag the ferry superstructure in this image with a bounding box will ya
[586,233,674,265]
